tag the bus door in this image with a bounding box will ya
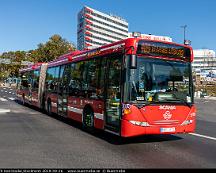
[104,57,122,133]
[27,71,34,104]
[57,65,69,117]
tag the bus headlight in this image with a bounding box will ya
[182,120,193,125]
[129,120,150,127]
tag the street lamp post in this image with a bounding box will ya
[181,25,187,44]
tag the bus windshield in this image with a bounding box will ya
[126,57,193,104]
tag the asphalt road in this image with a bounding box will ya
[0,86,216,168]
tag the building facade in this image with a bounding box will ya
[192,49,216,82]
[192,49,216,72]
[77,6,129,50]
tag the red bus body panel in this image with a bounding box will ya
[121,105,196,137]
[31,91,39,107]
[67,97,104,129]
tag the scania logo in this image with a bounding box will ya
[159,105,176,110]
[163,111,172,120]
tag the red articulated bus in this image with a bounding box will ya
[17,38,196,137]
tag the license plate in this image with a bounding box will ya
[160,127,175,133]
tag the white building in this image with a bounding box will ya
[192,49,216,73]
[192,49,216,81]
[77,6,129,50]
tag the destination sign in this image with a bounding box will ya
[137,40,191,61]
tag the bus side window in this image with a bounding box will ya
[86,59,97,98]
[96,58,105,99]
[69,62,82,96]
[106,58,121,102]
[21,79,28,88]
[46,67,55,92]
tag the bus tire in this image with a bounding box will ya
[83,107,94,132]
[47,100,52,116]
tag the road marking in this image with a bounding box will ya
[0,109,10,113]
[0,97,7,101]
[8,97,15,100]
[189,133,216,141]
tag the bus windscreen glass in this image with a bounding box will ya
[137,40,191,61]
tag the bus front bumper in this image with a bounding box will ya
[121,119,195,137]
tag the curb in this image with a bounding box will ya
[195,97,216,100]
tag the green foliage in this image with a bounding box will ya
[31,34,76,62]
[0,51,25,79]
[0,34,76,78]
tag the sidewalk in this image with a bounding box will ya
[195,96,216,100]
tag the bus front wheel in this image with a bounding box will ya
[83,107,94,132]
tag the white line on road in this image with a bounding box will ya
[8,97,15,100]
[0,109,10,113]
[0,97,7,101]
[189,133,216,141]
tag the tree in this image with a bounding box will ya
[14,51,26,62]
[0,34,76,78]
[0,51,23,79]
[32,34,76,62]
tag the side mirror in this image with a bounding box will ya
[129,55,137,69]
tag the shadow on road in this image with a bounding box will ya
[14,99,183,145]
[46,113,183,145]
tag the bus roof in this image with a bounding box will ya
[19,37,193,71]
[19,62,45,73]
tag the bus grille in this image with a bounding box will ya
[152,120,180,125]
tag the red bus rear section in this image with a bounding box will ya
[16,38,196,137]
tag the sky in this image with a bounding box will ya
[0,0,216,53]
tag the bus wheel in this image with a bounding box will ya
[47,100,52,116]
[83,108,94,131]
